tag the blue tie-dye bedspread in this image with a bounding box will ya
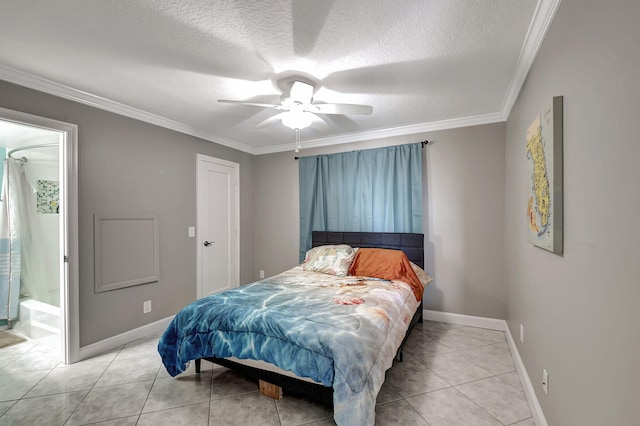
[158,266,420,426]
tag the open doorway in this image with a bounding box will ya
[0,107,78,364]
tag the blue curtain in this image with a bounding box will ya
[299,143,423,261]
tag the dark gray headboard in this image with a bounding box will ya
[311,231,424,269]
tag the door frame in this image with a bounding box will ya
[0,106,79,364]
[196,154,239,299]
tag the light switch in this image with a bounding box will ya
[188,226,195,237]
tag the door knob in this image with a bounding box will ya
[204,241,214,246]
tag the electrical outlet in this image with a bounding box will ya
[259,270,265,279]
[542,369,549,394]
[520,324,524,343]
[143,300,152,314]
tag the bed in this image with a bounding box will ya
[158,231,428,426]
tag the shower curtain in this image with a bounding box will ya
[0,158,50,322]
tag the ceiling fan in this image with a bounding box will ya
[218,80,373,131]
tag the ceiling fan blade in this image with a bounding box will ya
[218,100,285,110]
[307,103,373,115]
[289,81,314,104]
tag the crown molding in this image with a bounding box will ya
[0,63,506,156]
[253,111,506,155]
[500,0,562,118]
[0,64,256,154]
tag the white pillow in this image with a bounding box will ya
[303,244,358,277]
[410,261,433,287]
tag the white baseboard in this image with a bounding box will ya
[423,309,507,331]
[504,324,548,426]
[78,315,174,361]
[424,309,547,426]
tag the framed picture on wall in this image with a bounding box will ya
[526,96,563,254]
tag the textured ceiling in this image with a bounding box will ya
[0,0,558,154]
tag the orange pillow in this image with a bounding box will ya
[349,248,424,301]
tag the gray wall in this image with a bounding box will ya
[0,80,255,346]
[504,0,640,424]
[254,123,507,319]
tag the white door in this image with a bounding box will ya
[196,155,239,298]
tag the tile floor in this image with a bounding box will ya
[0,321,536,425]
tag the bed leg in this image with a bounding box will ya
[259,380,283,400]
[195,358,201,374]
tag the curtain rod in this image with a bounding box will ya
[8,143,59,160]
[294,140,430,160]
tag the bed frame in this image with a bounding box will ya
[196,231,425,406]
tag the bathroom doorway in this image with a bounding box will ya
[0,107,78,364]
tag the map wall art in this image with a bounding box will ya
[526,96,563,254]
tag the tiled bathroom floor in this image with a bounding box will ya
[0,321,536,425]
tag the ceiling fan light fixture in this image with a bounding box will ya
[218,79,372,132]
[281,110,314,130]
